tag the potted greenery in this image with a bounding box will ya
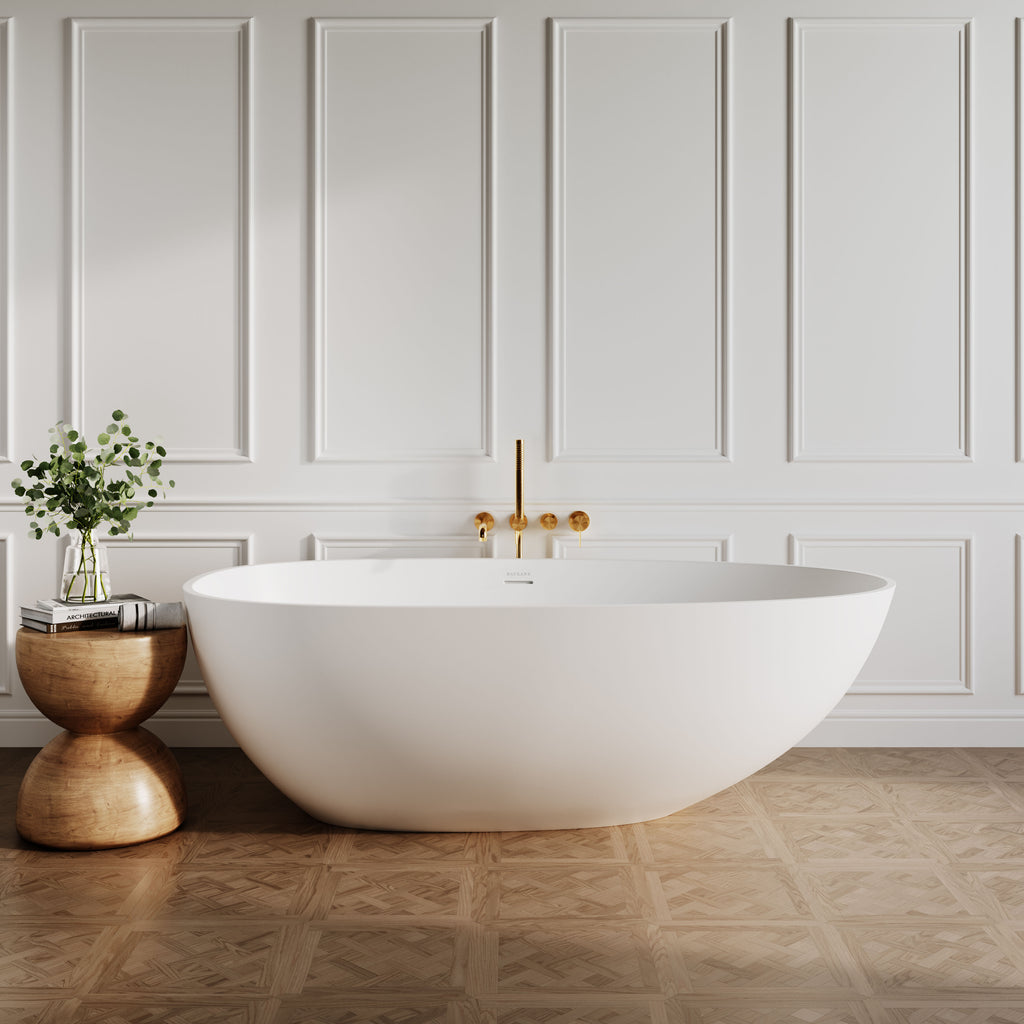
[11,411,174,602]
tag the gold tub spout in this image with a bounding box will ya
[474,512,494,542]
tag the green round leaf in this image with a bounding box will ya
[111,409,125,421]
[97,432,110,445]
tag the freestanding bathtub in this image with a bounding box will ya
[183,558,893,831]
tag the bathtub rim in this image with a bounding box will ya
[182,557,895,610]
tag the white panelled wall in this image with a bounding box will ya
[0,0,1019,746]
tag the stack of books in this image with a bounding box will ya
[20,594,150,633]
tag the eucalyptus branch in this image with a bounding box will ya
[11,410,175,542]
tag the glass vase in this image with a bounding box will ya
[61,534,111,603]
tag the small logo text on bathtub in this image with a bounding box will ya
[504,571,534,584]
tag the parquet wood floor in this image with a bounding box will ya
[4,748,1024,1022]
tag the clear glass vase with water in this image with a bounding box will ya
[61,532,111,602]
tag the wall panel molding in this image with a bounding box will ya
[0,535,11,696]
[6,496,1024,511]
[311,17,496,463]
[68,17,254,462]
[548,17,730,462]
[791,534,972,695]
[1016,533,1024,695]
[1017,19,1024,463]
[788,17,971,462]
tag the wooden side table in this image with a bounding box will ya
[14,626,188,849]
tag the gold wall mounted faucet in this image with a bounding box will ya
[474,512,494,542]
[472,440,590,555]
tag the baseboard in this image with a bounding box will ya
[802,711,1024,747]
[2,710,1023,750]
[0,711,237,747]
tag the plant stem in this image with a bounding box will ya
[68,530,87,601]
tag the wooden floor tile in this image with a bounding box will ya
[298,925,464,994]
[660,925,852,993]
[674,1005,867,1024]
[802,867,981,920]
[271,1004,450,1024]
[881,782,1022,818]
[841,924,1024,991]
[882,1007,1024,1023]
[848,748,981,779]
[495,924,657,992]
[752,781,889,817]
[324,868,465,919]
[496,868,640,920]
[637,819,777,864]
[490,1005,656,1024]
[101,924,280,993]
[776,819,924,863]
[68,1003,256,1024]
[911,821,1024,863]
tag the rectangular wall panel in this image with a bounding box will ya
[551,536,729,561]
[104,534,251,693]
[550,18,729,462]
[789,19,969,461]
[313,536,488,559]
[312,18,494,462]
[792,535,971,694]
[70,18,252,461]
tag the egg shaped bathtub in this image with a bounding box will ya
[183,558,893,831]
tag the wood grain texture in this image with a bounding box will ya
[15,626,188,733]
[13,626,188,850]
[15,727,186,849]
[2,747,1024,1019]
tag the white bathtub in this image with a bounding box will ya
[183,558,893,831]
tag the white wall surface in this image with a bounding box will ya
[0,0,1020,746]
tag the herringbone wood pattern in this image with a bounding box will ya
[4,748,1024,1020]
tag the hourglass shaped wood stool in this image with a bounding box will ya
[15,626,188,849]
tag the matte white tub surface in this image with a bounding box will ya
[183,558,893,831]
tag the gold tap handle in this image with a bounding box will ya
[568,510,590,548]
[540,513,558,530]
